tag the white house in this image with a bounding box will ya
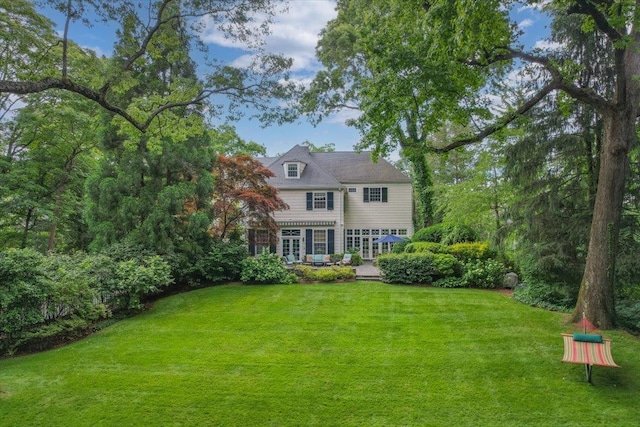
[250,145,413,260]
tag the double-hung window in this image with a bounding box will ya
[287,163,298,178]
[314,192,326,209]
[306,192,334,210]
[363,187,388,203]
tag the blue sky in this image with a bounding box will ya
[39,1,552,159]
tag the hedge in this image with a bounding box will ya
[376,253,460,284]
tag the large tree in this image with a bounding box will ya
[0,0,298,131]
[306,0,638,328]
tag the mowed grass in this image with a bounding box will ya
[1,283,639,426]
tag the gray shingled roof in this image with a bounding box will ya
[312,151,410,183]
[257,145,410,189]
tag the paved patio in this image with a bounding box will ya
[354,260,381,280]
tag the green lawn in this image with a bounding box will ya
[1,282,639,426]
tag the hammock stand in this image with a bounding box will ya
[561,314,620,383]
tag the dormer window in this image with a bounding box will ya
[284,161,305,179]
[287,163,298,178]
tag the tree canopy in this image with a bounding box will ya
[0,0,299,132]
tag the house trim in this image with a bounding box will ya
[277,220,335,227]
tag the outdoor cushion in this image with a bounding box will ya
[573,333,603,343]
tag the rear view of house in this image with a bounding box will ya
[250,145,413,260]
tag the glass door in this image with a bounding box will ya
[362,237,371,260]
[282,229,302,261]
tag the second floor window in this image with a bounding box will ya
[314,192,326,209]
[363,187,388,203]
[306,191,334,210]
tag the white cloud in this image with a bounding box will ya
[518,1,552,13]
[534,39,563,51]
[519,18,534,29]
[200,0,337,73]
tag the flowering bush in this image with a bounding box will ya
[462,259,505,288]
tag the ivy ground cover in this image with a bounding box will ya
[1,283,639,426]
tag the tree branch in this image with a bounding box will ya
[433,82,559,153]
[568,0,622,42]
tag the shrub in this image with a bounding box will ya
[376,253,435,284]
[331,265,356,280]
[412,223,478,244]
[41,254,107,322]
[433,277,467,288]
[513,280,574,312]
[13,316,91,354]
[447,242,493,262]
[309,268,340,282]
[0,249,53,349]
[391,241,409,253]
[462,259,506,289]
[617,300,640,333]
[197,241,247,283]
[346,250,363,266]
[292,265,355,282]
[241,251,297,284]
[114,256,174,309]
[432,253,461,278]
[404,242,448,254]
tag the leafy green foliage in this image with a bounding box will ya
[404,242,448,254]
[513,280,574,312]
[447,242,493,262]
[0,249,173,355]
[616,301,640,333]
[376,253,435,284]
[432,277,467,288]
[512,251,580,311]
[461,259,505,289]
[346,250,363,266]
[12,316,92,354]
[391,241,409,253]
[113,256,173,309]
[432,253,462,277]
[180,240,248,285]
[241,251,297,285]
[0,249,52,344]
[293,265,355,282]
[412,223,478,244]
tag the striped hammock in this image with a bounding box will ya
[562,333,619,383]
[562,334,619,367]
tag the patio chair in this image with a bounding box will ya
[283,254,300,265]
[338,253,352,265]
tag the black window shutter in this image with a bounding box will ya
[382,187,388,203]
[269,244,276,254]
[328,229,335,254]
[363,187,369,203]
[248,229,256,256]
[306,192,313,210]
[327,192,334,210]
[306,229,313,254]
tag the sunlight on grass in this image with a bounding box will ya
[1,282,638,426]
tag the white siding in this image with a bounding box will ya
[272,189,345,255]
[343,183,413,234]
[272,189,342,224]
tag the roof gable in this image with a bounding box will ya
[258,145,410,189]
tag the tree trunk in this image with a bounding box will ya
[47,186,65,253]
[572,110,631,329]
